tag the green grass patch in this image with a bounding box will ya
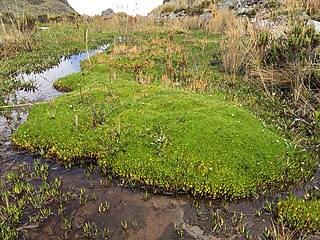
[277,196,320,232]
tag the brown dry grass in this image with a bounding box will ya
[205,8,235,34]
[207,9,257,85]
[151,1,189,14]
[205,6,319,107]
[0,18,34,59]
[192,0,213,8]
[162,16,206,32]
[111,44,140,56]
[151,2,178,14]
[90,15,167,34]
[284,0,320,15]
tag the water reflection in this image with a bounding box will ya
[0,45,109,136]
[17,45,109,102]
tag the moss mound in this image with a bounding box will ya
[11,32,315,199]
[12,65,313,199]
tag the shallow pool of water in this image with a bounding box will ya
[17,45,109,102]
[0,45,108,136]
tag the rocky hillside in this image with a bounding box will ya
[151,0,215,16]
[152,0,320,20]
[150,0,320,33]
[0,0,76,16]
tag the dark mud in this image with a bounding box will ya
[2,148,319,239]
[0,149,275,240]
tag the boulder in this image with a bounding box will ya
[102,8,115,17]
[235,7,249,15]
[168,13,177,19]
[307,20,320,34]
[177,11,187,17]
[201,12,212,23]
[218,0,240,9]
[218,0,283,17]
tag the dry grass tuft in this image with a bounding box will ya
[91,15,164,34]
[152,2,178,14]
[284,0,320,15]
[207,6,319,109]
[206,8,236,34]
[208,9,256,85]
[170,16,202,31]
[111,44,140,56]
[0,17,34,59]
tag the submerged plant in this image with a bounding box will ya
[174,223,185,239]
[98,201,110,213]
[82,221,99,239]
[0,159,62,239]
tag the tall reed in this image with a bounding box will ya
[284,0,320,15]
[207,9,256,86]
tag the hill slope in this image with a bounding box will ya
[0,0,76,16]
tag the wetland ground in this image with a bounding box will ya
[1,13,320,240]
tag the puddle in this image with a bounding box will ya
[17,45,109,102]
[0,45,108,137]
[0,46,319,239]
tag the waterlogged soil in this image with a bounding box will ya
[2,148,319,240]
[0,148,279,240]
[1,50,320,239]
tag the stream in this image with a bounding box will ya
[0,48,319,239]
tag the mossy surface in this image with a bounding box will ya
[12,32,314,199]
[277,196,320,232]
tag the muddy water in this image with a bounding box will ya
[1,149,278,239]
[0,49,319,239]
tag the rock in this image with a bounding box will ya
[256,18,272,28]
[177,11,187,17]
[168,13,177,19]
[101,8,115,17]
[235,7,249,15]
[307,20,320,34]
[200,12,212,23]
[300,12,310,20]
[218,0,285,17]
[218,0,240,9]
[251,15,288,37]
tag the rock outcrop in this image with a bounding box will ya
[150,0,213,19]
[151,0,319,37]
[0,0,76,16]
[101,8,115,18]
[218,0,275,16]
